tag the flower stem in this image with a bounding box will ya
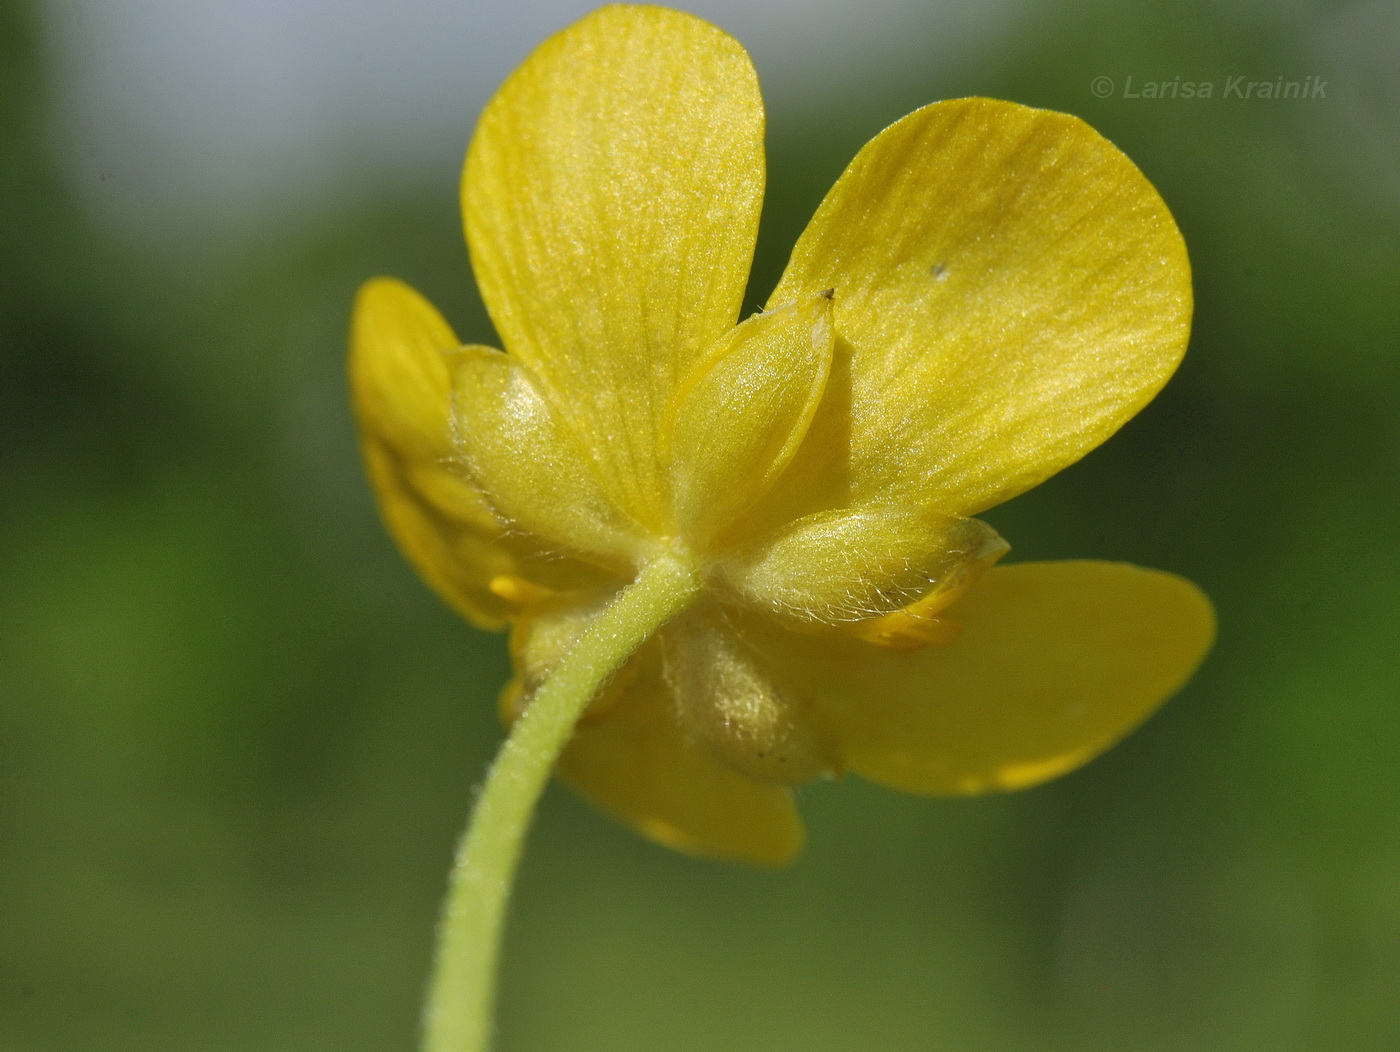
[422,554,702,1052]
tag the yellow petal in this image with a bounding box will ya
[844,596,964,650]
[769,98,1192,516]
[506,598,805,866]
[360,438,515,629]
[350,278,612,626]
[462,5,766,527]
[663,611,837,785]
[718,504,1007,626]
[350,276,465,463]
[349,278,513,628]
[453,350,648,569]
[747,561,1215,794]
[664,291,834,541]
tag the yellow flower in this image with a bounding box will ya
[349,5,1214,866]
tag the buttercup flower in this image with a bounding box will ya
[350,4,1214,866]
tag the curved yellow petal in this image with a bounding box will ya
[664,291,834,542]
[359,438,515,630]
[349,278,515,628]
[350,278,610,627]
[719,504,1007,626]
[769,98,1192,516]
[453,350,648,569]
[463,5,766,527]
[746,561,1214,794]
[351,276,465,464]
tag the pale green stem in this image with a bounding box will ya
[422,553,703,1052]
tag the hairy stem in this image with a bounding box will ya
[422,554,702,1052]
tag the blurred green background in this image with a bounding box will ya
[3,0,1398,1049]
